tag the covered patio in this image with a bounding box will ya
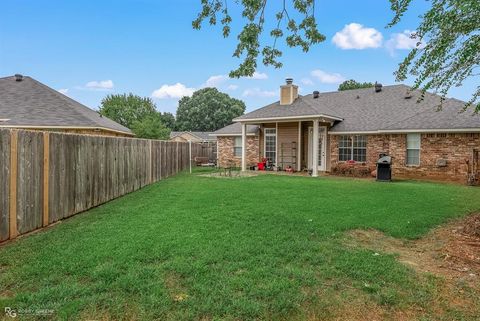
[238,115,341,177]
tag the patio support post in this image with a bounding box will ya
[297,121,302,172]
[241,123,247,171]
[312,119,319,177]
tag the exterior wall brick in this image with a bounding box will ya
[217,136,259,168]
[217,130,480,183]
[330,133,480,183]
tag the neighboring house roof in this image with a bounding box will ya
[211,123,260,136]
[0,75,133,135]
[233,84,480,133]
[170,131,216,141]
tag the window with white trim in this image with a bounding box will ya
[338,135,367,162]
[264,128,277,163]
[406,133,420,165]
[233,136,242,157]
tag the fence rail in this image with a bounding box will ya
[0,129,205,242]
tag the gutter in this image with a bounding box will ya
[233,114,344,123]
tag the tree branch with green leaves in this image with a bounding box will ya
[193,0,325,78]
[388,0,479,112]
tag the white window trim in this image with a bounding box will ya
[264,127,277,164]
[338,135,367,162]
[406,133,421,166]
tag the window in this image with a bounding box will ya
[233,137,242,157]
[264,128,277,163]
[406,133,420,165]
[338,135,367,162]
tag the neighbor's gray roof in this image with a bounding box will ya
[233,84,480,133]
[170,131,215,140]
[0,75,133,135]
[212,122,260,136]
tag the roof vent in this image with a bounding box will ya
[313,91,320,99]
[374,82,382,92]
[14,74,24,82]
[404,89,413,99]
[285,78,293,85]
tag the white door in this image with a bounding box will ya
[308,126,327,171]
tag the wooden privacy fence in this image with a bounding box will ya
[0,129,204,242]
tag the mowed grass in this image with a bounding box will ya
[1,170,480,320]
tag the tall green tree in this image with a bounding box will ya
[99,94,158,129]
[159,112,176,131]
[338,80,374,91]
[99,93,172,139]
[176,88,245,131]
[194,0,479,110]
[131,114,171,140]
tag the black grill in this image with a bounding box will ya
[376,153,392,181]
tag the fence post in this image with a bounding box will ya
[43,132,50,227]
[189,140,192,174]
[176,142,179,174]
[9,130,18,239]
[149,140,153,184]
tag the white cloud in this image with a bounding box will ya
[151,83,195,99]
[246,71,268,80]
[204,74,228,88]
[227,84,239,91]
[301,78,314,86]
[385,30,422,55]
[242,88,276,98]
[85,80,114,90]
[332,23,383,49]
[58,88,69,95]
[310,69,345,84]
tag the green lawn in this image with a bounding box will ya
[1,171,480,320]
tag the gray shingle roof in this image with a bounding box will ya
[233,84,480,133]
[212,123,259,136]
[0,75,133,135]
[170,131,215,141]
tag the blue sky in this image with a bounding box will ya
[0,0,475,114]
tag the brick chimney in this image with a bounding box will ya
[280,78,298,105]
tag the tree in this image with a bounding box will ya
[159,112,176,131]
[193,0,325,78]
[338,80,374,91]
[99,94,172,139]
[131,114,171,140]
[99,94,158,129]
[175,88,245,131]
[194,0,479,111]
[388,0,479,111]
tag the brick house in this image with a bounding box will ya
[212,79,480,184]
[0,75,133,137]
